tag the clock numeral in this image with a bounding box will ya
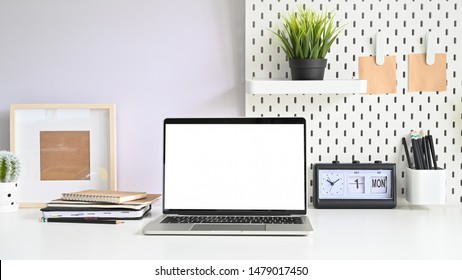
[371,176,388,193]
[348,176,365,194]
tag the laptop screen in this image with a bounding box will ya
[163,118,306,214]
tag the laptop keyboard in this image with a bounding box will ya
[161,216,303,224]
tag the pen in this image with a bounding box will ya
[41,217,123,224]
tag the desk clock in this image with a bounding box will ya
[313,161,396,209]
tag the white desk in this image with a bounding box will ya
[1,204,462,260]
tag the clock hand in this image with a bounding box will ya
[326,176,334,185]
[332,178,340,184]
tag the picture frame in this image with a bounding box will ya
[10,104,117,207]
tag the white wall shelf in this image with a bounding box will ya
[246,79,368,95]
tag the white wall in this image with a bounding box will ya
[0,0,245,193]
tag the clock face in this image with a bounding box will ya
[320,172,344,196]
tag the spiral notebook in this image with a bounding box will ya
[62,190,147,204]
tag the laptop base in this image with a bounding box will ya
[143,215,313,236]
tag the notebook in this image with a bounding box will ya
[41,205,151,219]
[47,194,161,210]
[61,190,147,204]
[143,117,313,235]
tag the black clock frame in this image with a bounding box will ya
[313,163,397,209]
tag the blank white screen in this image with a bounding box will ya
[164,123,305,210]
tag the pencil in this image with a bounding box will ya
[427,133,438,169]
[418,137,428,169]
[402,137,413,169]
[410,130,423,169]
[41,217,123,224]
[424,135,433,169]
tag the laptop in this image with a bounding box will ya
[143,117,313,235]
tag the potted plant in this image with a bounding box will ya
[272,6,343,80]
[0,151,21,213]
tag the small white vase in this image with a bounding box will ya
[0,182,19,213]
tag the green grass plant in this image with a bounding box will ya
[272,6,343,59]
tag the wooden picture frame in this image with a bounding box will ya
[10,104,117,207]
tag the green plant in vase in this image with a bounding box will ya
[0,150,21,212]
[272,6,344,80]
[0,151,21,183]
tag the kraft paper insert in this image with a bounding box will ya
[408,53,447,92]
[358,56,397,94]
[40,131,90,181]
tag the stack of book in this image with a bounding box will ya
[40,190,161,224]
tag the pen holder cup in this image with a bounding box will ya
[406,168,446,205]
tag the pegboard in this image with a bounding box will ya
[245,0,462,205]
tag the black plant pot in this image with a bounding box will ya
[289,59,327,80]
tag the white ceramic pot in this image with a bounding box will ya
[0,182,19,213]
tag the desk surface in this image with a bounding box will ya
[1,204,461,260]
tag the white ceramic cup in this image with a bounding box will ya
[406,168,446,205]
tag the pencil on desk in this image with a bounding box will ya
[40,217,123,224]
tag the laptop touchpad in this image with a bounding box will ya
[191,224,266,231]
